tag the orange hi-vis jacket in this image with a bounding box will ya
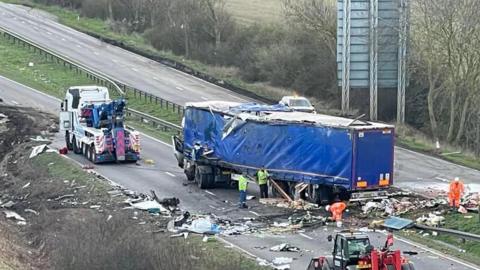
[330,202,347,221]
[449,181,465,198]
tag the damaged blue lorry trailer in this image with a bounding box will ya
[173,101,395,204]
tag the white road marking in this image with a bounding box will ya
[76,44,81,48]
[61,38,66,41]
[33,26,39,30]
[112,59,118,63]
[205,190,216,196]
[131,67,138,72]
[11,100,19,105]
[93,51,99,55]
[47,31,52,35]
[249,211,260,217]
[175,86,184,91]
[435,177,450,183]
[299,233,314,240]
[165,172,175,177]
[208,205,217,209]
[201,96,208,101]
[152,76,159,81]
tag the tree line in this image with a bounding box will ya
[33,0,480,155]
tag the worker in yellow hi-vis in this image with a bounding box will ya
[257,167,270,198]
[238,171,249,209]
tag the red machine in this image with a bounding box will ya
[307,231,416,270]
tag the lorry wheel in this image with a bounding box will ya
[72,137,81,154]
[195,166,210,189]
[89,145,97,163]
[65,131,73,150]
[185,165,195,181]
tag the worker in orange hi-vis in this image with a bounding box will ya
[326,200,347,228]
[448,177,465,209]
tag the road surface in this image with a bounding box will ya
[1,76,478,270]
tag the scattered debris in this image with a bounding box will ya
[270,243,300,252]
[383,217,414,230]
[29,144,48,158]
[54,194,75,201]
[131,200,169,214]
[416,213,445,227]
[183,217,220,235]
[24,209,39,216]
[30,135,49,142]
[246,195,256,201]
[4,210,26,222]
[272,257,293,266]
[260,198,319,210]
[22,182,31,189]
[1,200,15,208]
[458,206,468,214]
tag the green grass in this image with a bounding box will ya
[225,0,283,25]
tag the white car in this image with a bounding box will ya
[279,96,316,113]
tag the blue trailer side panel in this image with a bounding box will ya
[183,108,354,189]
[353,129,394,190]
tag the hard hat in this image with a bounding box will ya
[454,177,460,182]
[325,205,331,211]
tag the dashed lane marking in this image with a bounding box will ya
[165,172,175,177]
[299,233,314,240]
[205,190,216,196]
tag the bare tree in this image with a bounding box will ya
[199,0,231,53]
[282,0,336,58]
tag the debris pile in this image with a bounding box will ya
[361,197,448,217]
[257,257,294,270]
[260,198,319,210]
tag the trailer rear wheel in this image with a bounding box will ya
[308,185,332,205]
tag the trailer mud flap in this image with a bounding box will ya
[115,128,125,161]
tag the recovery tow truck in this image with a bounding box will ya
[307,231,416,270]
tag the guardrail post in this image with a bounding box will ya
[155,96,158,104]
[160,99,163,108]
[149,94,152,103]
[166,101,169,110]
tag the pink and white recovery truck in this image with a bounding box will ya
[59,86,140,163]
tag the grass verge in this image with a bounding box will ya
[0,33,178,141]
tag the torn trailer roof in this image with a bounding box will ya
[185,101,394,130]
